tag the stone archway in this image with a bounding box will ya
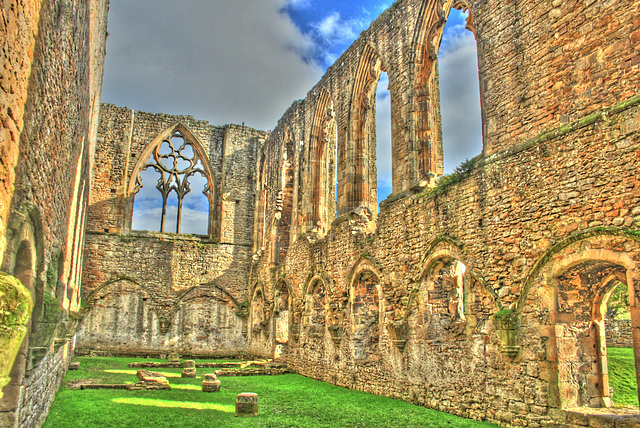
[350,270,381,361]
[523,230,640,411]
[550,254,634,408]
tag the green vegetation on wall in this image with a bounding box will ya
[0,271,33,400]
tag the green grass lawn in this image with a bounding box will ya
[44,357,498,428]
[608,347,638,407]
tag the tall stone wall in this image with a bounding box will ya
[247,0,640,426]
[79,105,267,356]
[0,0,109,427]
[252,92,640,428]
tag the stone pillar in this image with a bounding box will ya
[181,360,196,378]
[202,373,221,392]
[234,392,258,417]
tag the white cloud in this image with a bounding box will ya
[312,12,366,45]
[438,29,483,173]
[376,72,392,203]
[132,168,210,234]
[283,0,311,9]
[102,0,323,131]
[132,205,208,235]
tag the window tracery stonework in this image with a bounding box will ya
[133,130,212,234]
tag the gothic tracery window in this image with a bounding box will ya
[132,129,213,235]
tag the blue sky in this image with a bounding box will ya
[104,0,481,233]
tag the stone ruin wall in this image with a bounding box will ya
[78,104,268,357]
[251,101,640,426]
[607,319,633,348]
[247,0,640,426]
[2,0,630,426]
[0,0,109,427]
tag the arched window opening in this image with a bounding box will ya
[413,2,481,181]
[438,6,482,173]
[254,153,268,256]
[14,242,35,293]
[304,280,326,335]
[274,282,290,359]
[351,271,380,361]
[376,71,392,208]
[1,241,35,421]
[343,46,382,218]
[131,130,212,235]
[604,282,636,407]
[419,257,467,339]
[554,260,632,408]
[307,92,337,235]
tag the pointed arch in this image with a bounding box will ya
[409,0,480,182]
[347,256,383,361]
[343,43,384,216]
[254,149,268,255]
[303,273,331,330]
[273,128,295,264]
[250,282,268,338]
[125,122,217,238]
[305,88,336,234]
[520,228,640,409]
[413,234,466,282]
[86,276,145,300]
[274,278,292,357]
[347,254,384,289]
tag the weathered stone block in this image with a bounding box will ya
[181,368,197,378]
[234,392,258,417]
[202,373,221,392]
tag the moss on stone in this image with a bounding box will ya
[236,300,250,319]
[0,272,32,337]
[492,308,518,327]
[0,271,33,400]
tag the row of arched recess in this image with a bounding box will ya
[250,2,482,261]
[249,230,640,410]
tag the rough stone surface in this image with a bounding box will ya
[1,0,638,427]
[202,373,221,392]
[0,0,109,426]
[78,105,267,356]
[605,319,633,348]
[235,392,259,417]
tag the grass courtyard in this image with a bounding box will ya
[43,348,637,427]
[608,347,638,407]
[44,356,498,428]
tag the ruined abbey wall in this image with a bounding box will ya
[78,104,267,356]
[0,0,630,426]
[246,0,640,426]
[0,0,109,426]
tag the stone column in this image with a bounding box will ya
[234,392,258,417]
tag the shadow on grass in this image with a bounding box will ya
[44,357,500,428]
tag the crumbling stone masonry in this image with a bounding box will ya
[82,0,640,426]
[1,0,639,427]
[78,104,267,356]
[245,0,640,426]
[0,0,109,427]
